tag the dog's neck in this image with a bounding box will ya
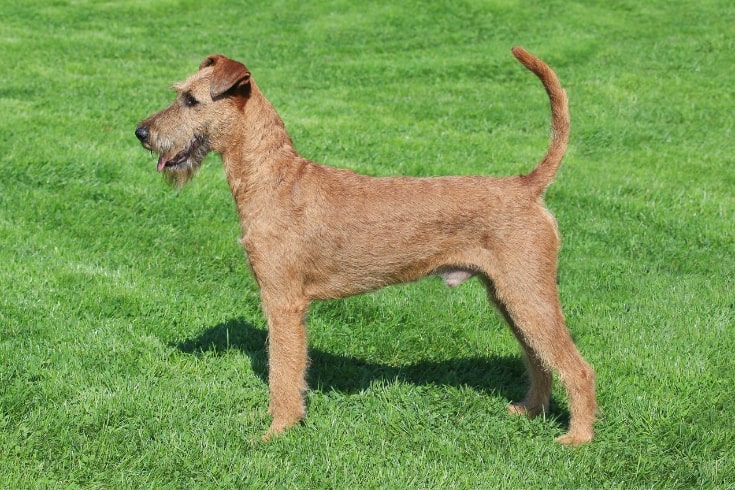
[220,80,306,233]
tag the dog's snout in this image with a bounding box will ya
[135,126,149,143]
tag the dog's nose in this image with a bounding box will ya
[135,126,149,143]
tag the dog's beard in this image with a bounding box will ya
[157,135,210,188]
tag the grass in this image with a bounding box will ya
[1,0,734,487]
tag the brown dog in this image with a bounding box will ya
[135,47,596,445]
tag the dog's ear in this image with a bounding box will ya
[200,54,251,99]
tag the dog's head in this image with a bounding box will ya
[135,55,251,187]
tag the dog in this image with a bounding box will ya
[135,47,596,445]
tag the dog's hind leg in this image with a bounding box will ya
[483,263,596,445]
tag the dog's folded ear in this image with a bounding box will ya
[200,54,251,99]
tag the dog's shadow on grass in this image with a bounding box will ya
[173,317,569,425]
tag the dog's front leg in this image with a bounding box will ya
[260,292,310,440]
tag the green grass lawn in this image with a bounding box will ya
[1,0,734,487]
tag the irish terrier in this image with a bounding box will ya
[135,47,596,445]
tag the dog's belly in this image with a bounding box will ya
[300,232,484,299]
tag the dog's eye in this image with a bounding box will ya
[184,93,199,107]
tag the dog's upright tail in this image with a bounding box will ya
[511,46,570,196]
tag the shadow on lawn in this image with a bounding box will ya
[174,317,569,424]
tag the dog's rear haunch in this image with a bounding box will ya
[136,47,596,445]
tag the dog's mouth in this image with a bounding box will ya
[155,135,208,172]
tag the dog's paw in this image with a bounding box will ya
[261,428,281,443]
[555,430,593,446]
[262,413,304,442]
[507,401,548,418]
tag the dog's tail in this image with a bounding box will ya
[511,46,570,195]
